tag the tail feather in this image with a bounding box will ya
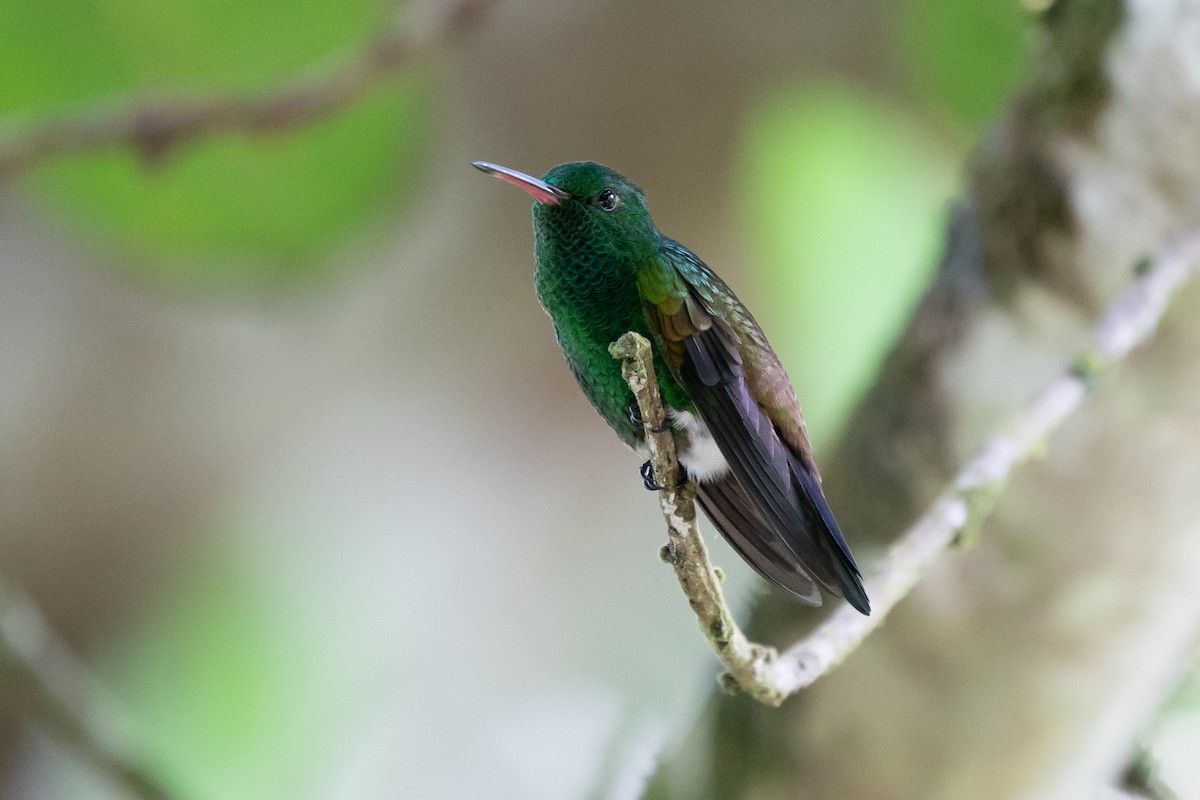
[696,474,822,606]
[791,457,869,614]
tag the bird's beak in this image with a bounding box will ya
[472,161,570,205]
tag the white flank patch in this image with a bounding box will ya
[668,409,729,482]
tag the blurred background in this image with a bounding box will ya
[1,1,1195,798]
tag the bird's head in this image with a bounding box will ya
[473,161,658,264]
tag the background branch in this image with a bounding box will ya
[0,583,177,800]
[0,0,496,179]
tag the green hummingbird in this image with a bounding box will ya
[474,160,869,615]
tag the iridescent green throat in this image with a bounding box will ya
[532,199,691,446]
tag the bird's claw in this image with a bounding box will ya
[628,403,671,434]
[640,460,664,491]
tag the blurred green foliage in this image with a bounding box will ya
[0,0,427,287]
[738,84,959,442]
[898,0,1029,128]
[103,548,312,799]
[737,0,1025,443]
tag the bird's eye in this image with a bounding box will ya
[597,188,620,212]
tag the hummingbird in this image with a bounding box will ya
[474,161,869,615]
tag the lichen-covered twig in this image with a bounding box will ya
[611,231,1200,704]
[0,584,177,800]
[0,0,496,179]
[609,333,786,706]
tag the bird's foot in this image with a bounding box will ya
[640,460,664,491]
[627,403,642,426]
[627,403,671,434]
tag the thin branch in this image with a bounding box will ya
[609,333,786,706]
[612,231,1200,705]
[0,0,496,179]
[0,583,178,800]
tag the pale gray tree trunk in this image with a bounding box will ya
[653,1,1200,797]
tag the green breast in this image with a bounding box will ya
[535,251,691,448]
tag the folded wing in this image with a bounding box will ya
[645,240,869,614]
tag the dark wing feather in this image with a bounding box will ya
[680,328,838,587]
[647,242,870,614]
[695,475,822,605]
